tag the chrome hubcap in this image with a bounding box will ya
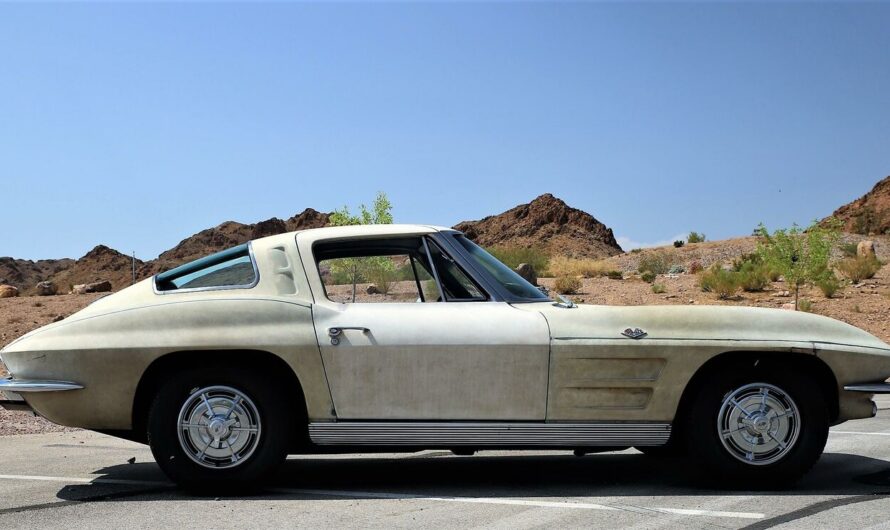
[177,386,261,469]
[717,382,800,466]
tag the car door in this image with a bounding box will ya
[306,234,551,421]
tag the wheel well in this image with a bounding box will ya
[131,349,308,445]
[671,351,839,441]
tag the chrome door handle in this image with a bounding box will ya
[327,327,370,345]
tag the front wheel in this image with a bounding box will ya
[686,368,829,487]
[147,367,293,492]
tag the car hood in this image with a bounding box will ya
[517,302,890,351]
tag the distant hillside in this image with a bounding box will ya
[453,193,623,259]
[0,208,330,294]
[829,175,890,235]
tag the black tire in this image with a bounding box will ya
[685,363,829,488]
[147,366,294,493]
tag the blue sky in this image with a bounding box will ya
[2,2,889,260]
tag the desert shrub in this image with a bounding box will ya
[637,250,674,275]
[673,240,685,248]
[630,248,642,254]
[365,263,393,295]
[651,283,666,294]
[554,275,582,294]
[689,260,703,274]
[839,242,860,258]
[488,245,549,274]
[815,273,842,298]
[737,262,771,292]
[547,256,610,278]
[798,299,813,313]
[668,264,686,274]
[755,218,841,309]
[732,252,762,272]
[606,270,623,280]
[699,265,741,299]
[837,256,882,283]
[640,271,657,283]
[687,231,706,244]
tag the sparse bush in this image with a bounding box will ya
[837,256,882,284]
[488,246,549,274]
[737,262,771,292]
[640,271,657,283]
[548,256,609,278]
[699,265,741,299]
[668,265,686,274]
[554,275,582,294]
[366,263,393,295]
[815,273,842,298]
[673,240,685,248]
[630,248,642,254]
[689,260,703,274]
[732,252,762,272]
[651,283,666,294]
[32,301,43,307]
[606,270,623,280]
[688,231,706,244]
[638,250,675,275]
[798,299,813,313]
[840,242,859,258]
[755,218,842,309]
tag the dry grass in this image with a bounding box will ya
[547,256,612,278]
[554,275,582,294]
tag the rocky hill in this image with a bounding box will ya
[150,208,329,273]
[830,175,890,235]
[1,208,330,294]
[453,193,623,259]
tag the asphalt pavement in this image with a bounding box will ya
[2,398,890,529]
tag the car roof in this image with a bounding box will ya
[253,224,457,248]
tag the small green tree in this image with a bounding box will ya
[329,191,394,226]
[754,218,841,310]
[328,192,395,301]
[687,231,706,244]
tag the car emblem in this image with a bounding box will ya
[622,328,647,339]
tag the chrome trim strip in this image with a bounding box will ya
[152,241,261,295]
[0,378,83,393]
[309,422,671,447]
[844,383,890,394]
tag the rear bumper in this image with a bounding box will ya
[0,377,83,411]
[845,383,890,394]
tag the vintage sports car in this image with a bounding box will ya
[2,224,890,490]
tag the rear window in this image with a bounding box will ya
[154,243,258,292]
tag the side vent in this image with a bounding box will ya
[268,246,297,295]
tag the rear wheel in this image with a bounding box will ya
[686,366,828,487]
[147,367,293,492]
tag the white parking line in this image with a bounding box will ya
[0,473,765,520]
[831,431,890,436]
[0,474,171,487]
[274,487,765,520]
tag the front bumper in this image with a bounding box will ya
[0,377,83,411]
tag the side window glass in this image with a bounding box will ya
[425,239,487,301]
[155,244,257,292]
[319,253,435,304]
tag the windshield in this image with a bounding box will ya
[453,234,550,301]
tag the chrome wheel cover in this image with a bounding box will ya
[717,382,800,466]
[177,385,262,469]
